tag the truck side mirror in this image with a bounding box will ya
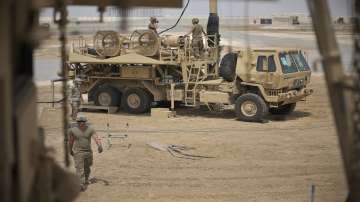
[312,58,322,73]
[302,51,309,62]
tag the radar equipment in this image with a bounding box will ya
[94,31,121,57]
[130,30,160,56]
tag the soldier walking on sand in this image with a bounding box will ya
[148,16,159,35]
[68,114,103,191]
[70,78,82,121]
[186,18,207,58]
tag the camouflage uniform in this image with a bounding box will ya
[70,83,81,121]
[148,17,158,34]
[148,22,157,34]
[68,125,95,186]
[190,23,206,58]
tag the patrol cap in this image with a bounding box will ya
[150,16,158,23]
[76,114,87,122]
[192,18,199,24]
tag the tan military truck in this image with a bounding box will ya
[67,30,313,122]
[201,48,313,121]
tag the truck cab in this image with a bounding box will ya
[196,48,313,122]
[231,48,313,121]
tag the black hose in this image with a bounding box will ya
[158,0,191,35]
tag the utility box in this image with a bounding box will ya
[151,108,176,118]
[166,89,184,101]
[199,91,230,104]
[121,67,155,79]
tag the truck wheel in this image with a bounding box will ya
[219,53,238,82]
[235,93,268,122]
[95,86,121,107]
[269,103,296,115]
[121,88,151,114]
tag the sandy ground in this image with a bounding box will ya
[37,75,347,202]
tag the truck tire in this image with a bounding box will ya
[269,103,296,115]
[121,88,151,114]
[219,53,238,82]
[235,93,268,122]
[95,86,121,107]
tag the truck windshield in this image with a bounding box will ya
[279,52,298,74]
[290,52,310,71]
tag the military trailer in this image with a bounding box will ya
[67,30,313,122]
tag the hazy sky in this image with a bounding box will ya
[166,0,351,17]
[41,0,352,17]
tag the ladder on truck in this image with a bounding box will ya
[184,62,207,107]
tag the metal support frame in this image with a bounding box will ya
[0,1,14,201]
[170,83,175,110]
[349,0,360,200]
[307,0,360,200]
[54,0,70,167]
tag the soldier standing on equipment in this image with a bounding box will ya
[186,18,207,58]
[148,16,159,35]
[71,78,82,121]
[68,115,103,191]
